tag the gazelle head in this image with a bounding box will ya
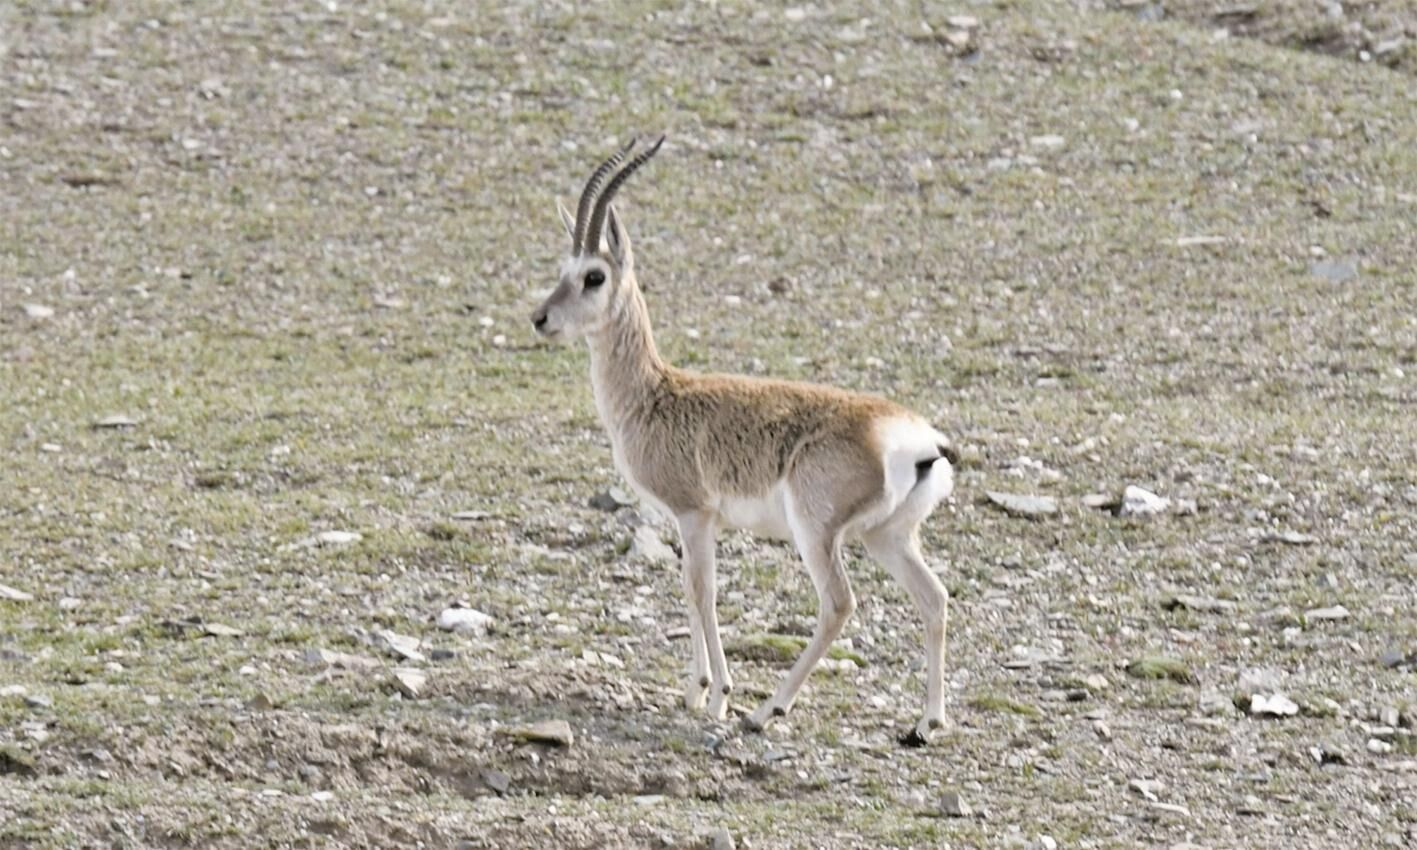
[531,135,665,340]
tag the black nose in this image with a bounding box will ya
[532,312,548,330]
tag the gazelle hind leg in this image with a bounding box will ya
[863,525,949,745]
[677,511,733,718]
[746,527,854,732]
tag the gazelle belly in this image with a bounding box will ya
[718,485,793,540]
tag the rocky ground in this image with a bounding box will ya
[2,1,1415,848]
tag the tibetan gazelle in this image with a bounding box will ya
[532,137,959,744]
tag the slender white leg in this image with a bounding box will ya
[864,526,949,745]
[746,529,854,731]
[678,510,732,718]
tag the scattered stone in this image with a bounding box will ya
[945,14,979,28]
[630,525,677,564]
[1084,674,1110,691]
[1304,605,1350,624]
[1176,235,1227,247]
[1368,738,1393,754]
[1310,258,1357,283]
[502,719,574,748]
[1310,743,1348,765]
[202,623,243,638]
[985,491,1058,518]
[1378,648,1411,669]
[1126,656,1196,684]
[1199,689,1237,716]
[1164,594,1237,614]
[57,597,82,611]
[1259,606,1301,628]
[310,790,336,803]
[390,667,427,699]
[588,487,633,512]
[939,790,973,818]
[1081,493,1118,511]
[24,693,53,710]
[1380,706,1400,728]
[0,685,27,697]
[1119,485,1169,517]
[633,794,664,806]
[437,606,493,636]
[704,827,735,850]
[430,648,457,662]
[92,414,137,429]
[373,630,425,663]
[304,648,379,670]
[1264,530,1317,546]
[246,692,275,711]
[1030,134,1066,149]
[450,510,491,521]
[1236,794,1265,816]
[0,583,34,603]
[1249,693,1298,717]
[1129,779,1163,801]
[315,530,361,546]
[482,769,510,795]
[1151,802,1191,818]
[22,304,55,319]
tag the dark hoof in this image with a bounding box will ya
[740,715,765,734]
[898,728,930,748]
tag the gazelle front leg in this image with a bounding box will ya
[746,528,854,732]
[677,510,733,719]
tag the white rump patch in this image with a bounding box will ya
[874,416,954,528]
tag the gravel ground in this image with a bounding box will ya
[2,1,1415,848]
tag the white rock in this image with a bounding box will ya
[315,530,361,546]
[1304,605,1350,623]
[374,630,425,663]
[22,304,54,319]
[946,14,979,28]
[0,583,34,602]
[391,667,427,699]
[437,606,493,636]
[311,791,335,802]
[1120,485,1170,516]
[1030,134,1065,149]
[630,525,677,564]
[1368,738,1393,754]
[1249,693,1298,717]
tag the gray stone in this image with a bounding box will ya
[1129,779,1163,801]
[630,525,677,564]
[24,693,52,710]
[304,648,380,670]
[502,719,574,748]
[1199,689,1237,716]
[92,414,137,429]
[985,491,1058,518]
[706,827,735,850]
[588,487,633,512]
[939,789,972,818]
[202,622,243,638]
[1165,594,1237,614]
[1266,530,1317,546]
[1310,258,1357,283]
[482,769,510,795]
[315,530,361,546]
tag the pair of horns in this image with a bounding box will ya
[572,135,665,255]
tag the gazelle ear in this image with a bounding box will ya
[555,197,576,243]
[606,203,633,268]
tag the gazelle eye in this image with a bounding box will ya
[584,270,605,289]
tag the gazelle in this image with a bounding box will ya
[531,137,959,744]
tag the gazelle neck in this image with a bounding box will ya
[586,275,665,428]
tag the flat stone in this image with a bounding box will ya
[92,414,137,429]
[1265,530,1317,546]
[1310,258,1357,283]
[315,530,362,546]
[202,623,243,638]
[985,491,1058,518]
[1165,594,1237,614]
[390,667,427,699]
[482,769,510,795]
[1119,485,1169,517]
[374,630,425,663]
[502,719,574,748]
[22,303,55,319]
[304,648,380,670]
[437,606,493,636]
[1304,605,1350,623]
[588,488,633,512]
[1199,689,1237,716]
[0,583,34,603]
[706,827,735,850]
[24,693,53,710]
[1129,779,1163,801]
